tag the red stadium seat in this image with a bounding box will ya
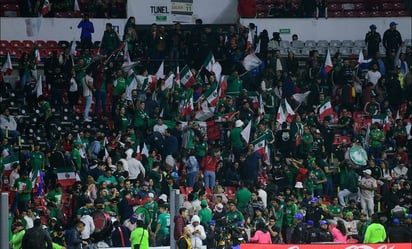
[0,48,6,57]
[353,3,365,10]
[46,40,58,48]
[22,40,34,49]
[10,40,22,48]
[0,40,10,49]
[333,135,351,145]
[397,10,409,16]
[328,3,341,11]
[36,40,48,49]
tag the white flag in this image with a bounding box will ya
[155,61,164,80]
[35,75,43,97]
[242,53,262,71]
[241,121,252,143]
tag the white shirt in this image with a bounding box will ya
[360,176,377,199]
[153,123,168,135]
[82,74,93,97]
[365,70,381,86]
[0,114,18,131]
[80,214,95,239]
[127,158,145,180]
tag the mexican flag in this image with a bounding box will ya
[180,94,194,117]
[322,49,333,74]
[180,65,195,88]
[29,44,41,65]
[55,167,81,187]
[215,111,236,123]
[140,75,157,91]
[195,101,215,121]
[276,98,295,124]
[202,52,215,72]
[218,75,228,98]
[318,98,333,121]
[252,135,265,155]
[1,52,13,75]
[205,84,219,107]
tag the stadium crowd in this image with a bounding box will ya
[1,14,412,249]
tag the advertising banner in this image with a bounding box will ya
[241,243,412,249]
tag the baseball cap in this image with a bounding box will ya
[209,220,216,226]
[294,213,303,220]
[370,24,377,29]
[214,203,224,213]
[148,193,154,198]
[346,211,354,217]
[311,197,319,203]
[306,220,314,226]
[390,21,398,27]
[320,220,327,225]
[393,218,400,224]
[363,169,372,175]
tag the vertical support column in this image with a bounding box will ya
[1,192,9,249]
[170,189,183,249]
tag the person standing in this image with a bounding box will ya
[174,207,189,242]
[364,214,386,243]
[383,22,403,56]
[22,219,53,249]
[365,24,381,59]
[186,215,206,249]
[153,204,170,246]
[13,171,32,213]
[77,14,94,49]
[82,68,95,122]
[130,220,149,249]
[101,23,121,57]
[177,227,193,249]
[10,222,26,249]
[65,221,87,249]
[359,169,377,218]
[386,218,412,242]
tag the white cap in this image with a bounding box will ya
[148,193,154,198]
[158,194,167,202]
[235,120,244,128]
[294,181,304,189]
[363,169,372,175]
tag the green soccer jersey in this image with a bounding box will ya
[227,210,244,227]
[31,151,45,171]
[14,178,32,201]
[327,204,343,216]
[156,212,170,236]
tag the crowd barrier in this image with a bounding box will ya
[241,243,412,249]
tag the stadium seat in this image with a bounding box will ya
[405,39,412,47]
[46,40,58,48]
[317,40,329,48]
[36,40,47,48]
[58,40,70,49]
[0,40,10,49]
[301,47,311,56]
[304,40,316,47]
[340,47,352,56]
[353,3,365,10]
[341,40,353,47]
[330,40,341,48]
[291,40,304,48]
[0,48,6,57]
[352,47,362,56]
[328,3,341,11]
[10,40,22,48]
[22,40,34,49]
[397,10,409,16]
[280,40,291,49]
[353,40,365,47]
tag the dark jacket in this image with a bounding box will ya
[387,224,412,243]
[292,222,307,244]
[65,228,82,249]
[111,225,132,247]
[174,214,186,240]
[22,225,53,249]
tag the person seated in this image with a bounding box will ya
[0,107,20,144]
